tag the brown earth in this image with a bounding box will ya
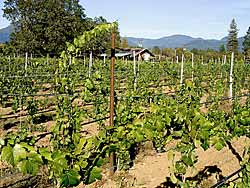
[82,137,249,188]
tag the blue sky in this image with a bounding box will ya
[1,0,250,39]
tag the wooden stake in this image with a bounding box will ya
[109,32,116,174]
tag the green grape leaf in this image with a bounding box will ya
[20,142,35,152]
[246,164,250,172]
[175,161,186,174]
[214,141,225,151]
[79,160,88,169]
[75,138,86,155]
[51,151,68,175]
[39,148,52,161]
[181,155,194,166]
[18,159,39,175]
[13,144,27,164]
[1,146,14,165]
[61,169,80,187]
[29,152,43,164]
[87,167,102,184]
[165,115,171,126]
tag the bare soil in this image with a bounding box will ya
[83,137,249,188]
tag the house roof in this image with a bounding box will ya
[134,49,155,57]
[100,48,155,58]
[100,52,131,57]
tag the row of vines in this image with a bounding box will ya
[0,23,250,187]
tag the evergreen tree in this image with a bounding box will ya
[227,19,239,54]
[219,44,226,53]
[243,27,250,63]
[243,27,250,50]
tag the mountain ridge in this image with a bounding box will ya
[0,25,13,43]
[0,25,244,51]
[126,35,244,51]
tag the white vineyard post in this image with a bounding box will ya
[191,53,194,82]
[103,54,106,64]
[243,55,245,63]
[220,56,223,78]
[229,52,234,99]
[83,54,86,67]
[88,51,93,77]
[137,61,140,75]
[133,51,136,76]
[133,51,137,90]
[201,56,204,65]
[30,53,33,60]
[25,52,28,76]
[69,54,72,65]
[176,56,179,64]
[223,55,227,65]
[180,54,184,86]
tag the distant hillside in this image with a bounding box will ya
[0,25,13,43]
[0,24,244,50]
[127,35,244,51]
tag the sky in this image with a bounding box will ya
[1,0,250,39]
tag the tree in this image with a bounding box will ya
[227,19,239,54]
[152,46,161,55]
[162,48,175,57]
[3,0,90,55]
[121,38,129,48]
[243,27,250,53]
[243,27,250,63]
[191,48,199,55]
[219,44,226,53]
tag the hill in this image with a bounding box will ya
[0,25,13,43]
[0,25,244,50]
[127,35,244,51]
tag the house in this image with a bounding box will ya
[100,48,155,62]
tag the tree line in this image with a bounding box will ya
[147,19,250,63]
[1,0,121,56]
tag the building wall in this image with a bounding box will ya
[143,52,151,61]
